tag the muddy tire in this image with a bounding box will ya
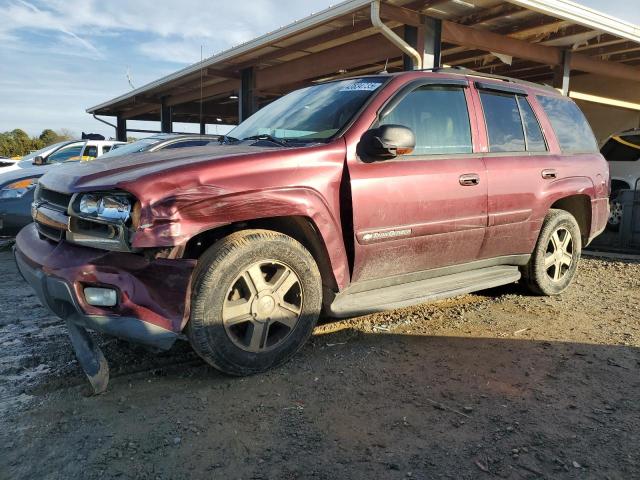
[522,209,581,296]
[187,229,322,376]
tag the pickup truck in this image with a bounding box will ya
[15,70,609,393]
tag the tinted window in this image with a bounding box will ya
[380,86,472,155]
[163,140,211,149]
[537,96,598,153]
[601,134,640,162]
[480,92,525,153]
[48,144,84,163]
[517,97,547,152]
[84,146,98,158]
[102,145,111,154]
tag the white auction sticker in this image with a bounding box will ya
[340,82,383,92]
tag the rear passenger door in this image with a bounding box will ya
[473,83,553,259]
[348,80,488,282]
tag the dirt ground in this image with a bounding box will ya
[1,246,639,480]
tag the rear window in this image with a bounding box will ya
[601,134,640,162]
[537,96,598,153]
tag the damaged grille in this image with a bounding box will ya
[34,185,72,242]
[36,185,72,212]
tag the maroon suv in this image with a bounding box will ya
[15,70,609,392]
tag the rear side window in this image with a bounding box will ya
[163,140,209,149]
[601,134,640,162]
[379,85,472,155]
[537,96,598,153]
[517,97,547,152]
[479,92,525,153]
[102,145,111,154]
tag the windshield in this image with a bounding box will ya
[228,77,387,143]
[18,141,71,166]
[99,137,162,158]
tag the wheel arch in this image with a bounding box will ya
[549,195,592,244]
[184,215,339,293]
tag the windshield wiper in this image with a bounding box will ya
[220,135,240,144]
[242,134,289,146]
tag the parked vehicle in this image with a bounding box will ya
[97,133,222,159]
[0,135,219,236]
[0,139,124,235]
[15,70,609,392]
[600,129,640,230]
[0,156,20,169]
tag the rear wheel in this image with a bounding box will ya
[607,190,623,231]
[188,230,322,376]
[522,209,581,296]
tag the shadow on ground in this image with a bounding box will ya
[2,328,639,480]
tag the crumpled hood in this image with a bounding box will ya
[38,144,282,193]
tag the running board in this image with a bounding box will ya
[328,265,521,318]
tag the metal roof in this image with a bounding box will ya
[88,0,640,124]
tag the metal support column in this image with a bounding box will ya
[553,50,572,96]
[403,25,419,71]
[200,121,206,135]
[116,116,127,142]
[160,99,172,133]
[239,67,257,122]
[423,17,442,70]
[402,17,442,70]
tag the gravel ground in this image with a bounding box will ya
[1,248,639,479]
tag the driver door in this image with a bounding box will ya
[348,82,488,282]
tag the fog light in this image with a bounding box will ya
[84,287,117,307]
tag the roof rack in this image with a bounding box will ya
[419,66,559,94]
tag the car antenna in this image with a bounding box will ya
[199,45,204,136]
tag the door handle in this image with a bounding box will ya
[542,169,557,179]
[459,173,480,186]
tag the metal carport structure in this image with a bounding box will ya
[87,0,640,143]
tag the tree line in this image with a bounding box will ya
[0,129,75,158]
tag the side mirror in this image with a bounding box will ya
[359,124,416,160]
[32,155,45,166]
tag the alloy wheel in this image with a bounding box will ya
[544,227,573,282]
[222,260,303,352]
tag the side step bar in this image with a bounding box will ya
[328,265,521,318]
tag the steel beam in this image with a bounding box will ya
[160,99,172,133]
[239,67,257,122]
[116,116,127,142]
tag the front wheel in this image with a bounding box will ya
[522,209,581,296]
[187,230,322,376]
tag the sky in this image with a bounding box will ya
[0,0,637,139]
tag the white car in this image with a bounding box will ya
[0,140,124,174]
[601,129,640,230]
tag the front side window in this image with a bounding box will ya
[480,92,525,153]
[537,95,598,153]
[379,86,472,155]
[47,143,84,163]
[84,145,98,159]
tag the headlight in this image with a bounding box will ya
[78,193,132,222]
[0,178,38,199]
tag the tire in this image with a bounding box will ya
[607,190,623,232]
[522,209,582,296]
[187,229,322,376]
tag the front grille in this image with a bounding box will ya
[36,185,72,212]
[36,222,65,242]
[34,186,72,242]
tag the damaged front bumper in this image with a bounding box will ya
[14,224,196,392]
